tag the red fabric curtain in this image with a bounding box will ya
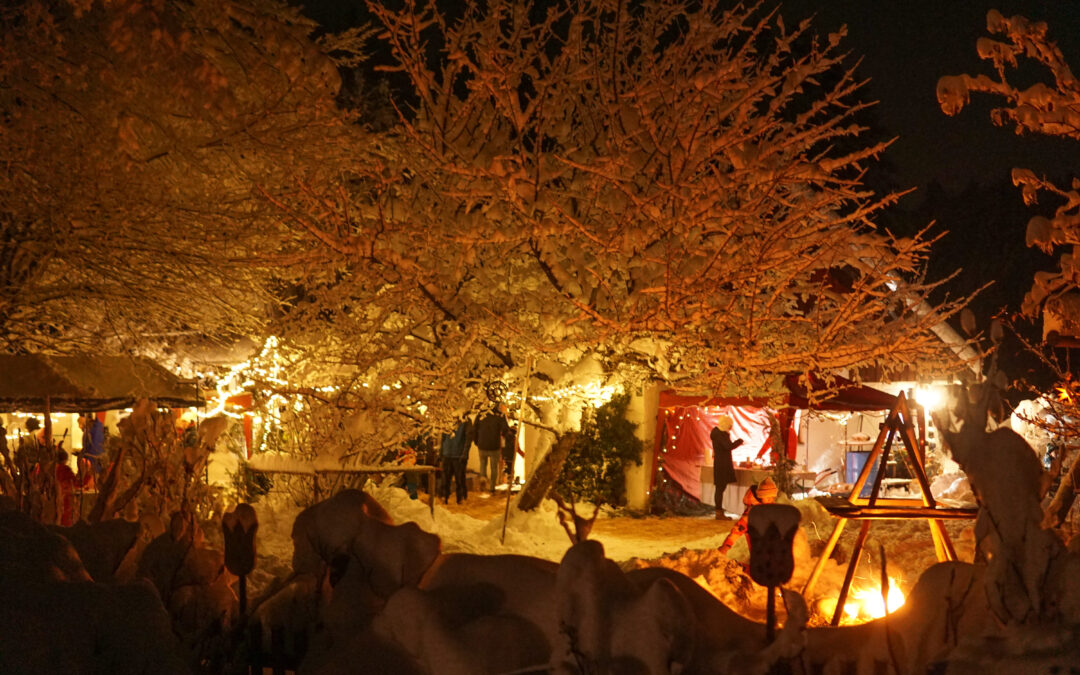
[657,405,773,499]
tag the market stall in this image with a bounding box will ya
[651,374,897,512]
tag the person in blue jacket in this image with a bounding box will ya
[78,412,106,475]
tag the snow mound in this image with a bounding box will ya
[930,471,976,506]
[368,484,573,561]
[624,547,758,616]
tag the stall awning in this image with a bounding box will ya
[659,373,896,412]
[780,373,897,412]
[0,354,201,412]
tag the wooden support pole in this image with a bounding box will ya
[803,517,847,598]
[428,470,435,516]
[238,574,248,617]
[503,358,532,545]
[831,520,871,627]
[44,395,53,452]
[820,504,977,519]
[867,427,895,505]
[928,518,947,562]
[928,518,958,562]
[766,585,777,643]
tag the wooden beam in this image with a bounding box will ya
[928,518,959,561]
[821,505,977,520]
[831,520,871,626]
[803,518,847,598]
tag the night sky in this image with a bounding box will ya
[304,0,1080,194]
[778,0,1080,196]
[771,0,1080,331]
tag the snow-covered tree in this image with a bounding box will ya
[0,0,367,352]
[271,0,966,441]
[937,10,1080,527]
[937,9,1080,325]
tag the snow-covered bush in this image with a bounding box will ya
[87,400,214,523]
[551,393,643,542]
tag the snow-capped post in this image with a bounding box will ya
[222,503,259,616]
[747,503,801,642]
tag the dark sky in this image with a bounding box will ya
[778,0,1080,198]
[772,0,1080,381]
[304,0,1080,195]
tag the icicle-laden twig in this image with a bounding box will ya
[939,10,1080,319]
[551,491,600,545]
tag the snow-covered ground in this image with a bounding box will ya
[245,480,976,627]
[252,483,731,566]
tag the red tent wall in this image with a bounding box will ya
[650,375,895,501]
[654,405,773,498]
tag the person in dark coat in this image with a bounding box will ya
[474,404,512,493]
[16,417,45,468]
[710,415,743,520]
[439,412,474,504]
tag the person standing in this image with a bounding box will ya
[439,412,473,504]
[78,412,106,475]
[474,404,512,494]
[54,449,90,527]
[500,409,518,488]
[16,417,45,469]
[710,415,743,520]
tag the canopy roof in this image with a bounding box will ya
[0,355,201,412]
[659,373,896,412]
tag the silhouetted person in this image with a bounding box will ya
[474,404,512,493]
[711,415,743,520]
[78,412,106,475]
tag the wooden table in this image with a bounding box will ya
[702,465,816,513]
[249,464,439,515]
[730,467,816,512]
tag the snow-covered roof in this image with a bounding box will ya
[0,354,200,412]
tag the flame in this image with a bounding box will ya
[818,577,906,624]
[850,579,906,620]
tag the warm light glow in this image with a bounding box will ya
[201,335,339,453]
[851,579,906,619]
[914,387,945,411]
[531,381,621,408]
[821,578,906,625]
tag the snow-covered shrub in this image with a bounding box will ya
[230,461,274,505]
[87,400,215,524]
[551,393,643,542]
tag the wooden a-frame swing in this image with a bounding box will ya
[801,391,977,626]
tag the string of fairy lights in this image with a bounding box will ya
[196,336,624,454]
[196,336,341,453]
